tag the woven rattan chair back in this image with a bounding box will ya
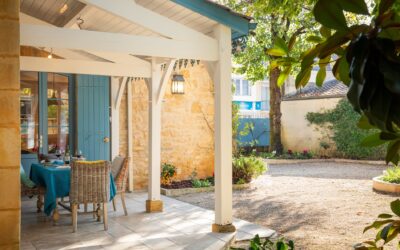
[70,160,110,204]
[114,157,129,192]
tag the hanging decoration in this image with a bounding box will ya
[48,73,61,106]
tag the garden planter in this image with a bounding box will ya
[372,176,400,194]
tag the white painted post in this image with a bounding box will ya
[110,77,122,160]
[212,24,235,232]
[146,58,163,212]
[127,79,134,192]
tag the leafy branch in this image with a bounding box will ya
[267,0,400,165]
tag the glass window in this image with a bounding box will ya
[261,86,270,110]
[20,72,39,153]
[242,80,249,96]
[47,73,69,153]
[234,79,241,96]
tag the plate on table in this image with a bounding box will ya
[56,165,70,169]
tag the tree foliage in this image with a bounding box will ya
[220,0,319,154]
[222,0,318,82]
[267,0,400,165]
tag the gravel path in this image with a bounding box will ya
[175,162,399,250]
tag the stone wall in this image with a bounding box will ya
[0,0,21,248]
[119,64,215,190]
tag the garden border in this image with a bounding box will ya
[161,182,252,197]
[264,158,390,166]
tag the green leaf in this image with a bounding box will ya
[378,213,394,219]
[337,0,369,15]
[380,132,400,140]
[364,219,394,233]
[316,66,326,87]
[320,26,331,38]
[319,31,352,59]
[267,37,289,57]
[390,199,400,217]
[386,141,400,164]
[357,115,375,130]
[276,241,288,250]
[295,66,312,88]
[360,133,387,147]
[278,66,292,87]
[288,34,298,51]
[380,223,392,241]
[385,227,399,244]
[269,60,280,70]
[307,35,324,43]
[313,0,348,31]
[316,56,330,87]
[274,37,289,54]
[337,57,351,85]
[333,57,351,85]
[266,48,287,57]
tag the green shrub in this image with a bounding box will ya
[161,163,177,185]
[232,156,267,184]
[381,167,400,184]
[231,234,294,250]
[235,178,246,185]
[306,99,386,160]
[192,179,212,188]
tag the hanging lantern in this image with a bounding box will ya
[48,73,61,106]
[171,74,185,94]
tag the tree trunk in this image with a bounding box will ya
[269,67,284,154]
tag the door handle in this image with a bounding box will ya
[103,137,110,143]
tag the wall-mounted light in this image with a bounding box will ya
[171,74,185,94]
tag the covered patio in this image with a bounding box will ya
[21,193,275,249]
[0,0,272,249]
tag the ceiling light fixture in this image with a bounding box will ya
[47,48,53,59]
[59,4,68,14]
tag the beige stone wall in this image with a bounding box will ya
[281,98,342,155]
[119,64,215,190]
[0,0,21,248]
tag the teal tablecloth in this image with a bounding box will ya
[30,163,116,216]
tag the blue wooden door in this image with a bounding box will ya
[77,75,110,161]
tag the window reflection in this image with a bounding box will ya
[20,72,39,153]
[47,73,69,153]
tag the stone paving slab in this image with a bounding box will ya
[21,192,275,250]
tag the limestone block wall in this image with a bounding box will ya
[0,0,21,248]
[119,64,215,190]
[281,97,342,155]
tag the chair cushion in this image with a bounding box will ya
[111,156,126,178]
[20,164,36,188]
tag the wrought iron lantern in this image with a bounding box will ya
[171,74,185,94]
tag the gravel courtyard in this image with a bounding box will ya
[175,162,398,250]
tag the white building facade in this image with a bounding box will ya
[232,74,269,118]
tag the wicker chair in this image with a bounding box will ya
[21,184,45,212]
[70,160,111,232]
[111,156,129,216]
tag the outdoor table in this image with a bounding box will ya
[30,163,116,222]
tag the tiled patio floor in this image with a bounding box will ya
[21,192,275,250]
